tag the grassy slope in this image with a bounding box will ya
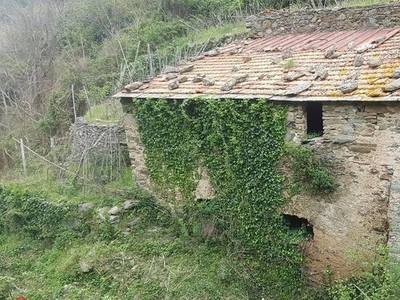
[0,173,249,300]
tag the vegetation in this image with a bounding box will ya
[0,180,252,299]
[134,98,306,298]
[0,0,399,299]
[287,145,337,194]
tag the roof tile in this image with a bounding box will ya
[115,27,400,101]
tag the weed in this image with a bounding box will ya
[288,144,336,194]
[283,59,296,69]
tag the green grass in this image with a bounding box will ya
[288,0,398,10]
[84,100,124,125]
[0,231,249,299]
[159,22,248,53]
[337,0,398,8]
[0,175,250,299]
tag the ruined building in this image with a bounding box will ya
[114,3,400,282]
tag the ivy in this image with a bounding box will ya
[289,145,337,194]
[0,186,81,243]
[133,98,308,298]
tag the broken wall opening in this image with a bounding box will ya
[283,214,314,238]
[306,102,323,135]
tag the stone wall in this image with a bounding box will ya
[121,98,400,281]
[284,102,400,282]
[246,3,400,36]
[286,104,306,143]
[123,114,152,193]
[69,117,126,162]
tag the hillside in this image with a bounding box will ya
[1,0,400,299]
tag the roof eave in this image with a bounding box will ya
[112,92,400,102]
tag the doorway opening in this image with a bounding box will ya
[283,214,314,238]
[306,102,323,135]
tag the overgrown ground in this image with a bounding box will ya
[0,174,252,300]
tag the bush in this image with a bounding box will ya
[0,185,80,242]
[290,145,336,194]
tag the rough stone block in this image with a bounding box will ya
[347,143,377,153]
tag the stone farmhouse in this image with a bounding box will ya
[114,3,400,282]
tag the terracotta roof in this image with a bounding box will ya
[114,27,400,102]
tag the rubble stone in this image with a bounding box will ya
[246,3,400,37]
[168,79,179,90]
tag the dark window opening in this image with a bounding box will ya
[283,214,314,238]
[306,102,323,135]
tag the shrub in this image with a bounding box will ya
[290,145,336,194]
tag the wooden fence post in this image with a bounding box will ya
[20,138,27,177]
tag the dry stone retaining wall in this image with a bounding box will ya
[246,3,400,36]
[69,117,126,163]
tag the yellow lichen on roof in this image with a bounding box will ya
[115,27,400,102]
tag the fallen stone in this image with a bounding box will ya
[340,80,358,94]
[367,57,382,68]
[234,74,249,83]
[324,45,337,58]
[166,73,178,80]
[370,167,379,174]
[97,207,109,221]
[353,54,364,67]
[271,56,281,64]
[356,43,374,53]
[314,65,328,80]
[220,74,248,91]
[109,215,120,223]
[232,65,241,72]
[63,283,77,292]
[179,65,194,74]
[386,166,394,175]
[229,47,242,55]
[285,82,313,96]
[178,76,188,83]
[379,173,391,181]
[283,71,305,82]
[382,79,400,92]
[347,41,355,51]
[345,70,360,81]
[393,68,400,79]
[78,202,94,213]
[124,200,140,210]
[79,260,92,273]
[281,48,292,59]
[202,77,215,86]
[168,79,179,90]
[109,206,121,215]
[189,55,204,61]
[221,78,237,91]
[192,74,206,83]
[124,82,143,91]
[204,49,219,57]
[371,35,386,44]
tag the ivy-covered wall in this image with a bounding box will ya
[121,97,400,286]
[122,98,309,296]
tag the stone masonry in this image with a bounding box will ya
[284,102,400,282]
[246,3,400,37]
[69,117,126,163]
[119,2,400,282]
